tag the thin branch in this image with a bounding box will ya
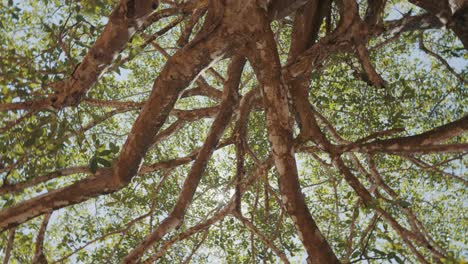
[121,56,245,263]
[234,212,290,264]
[143,156,274,263]
[181,229,209,264]
[419,33,465,84]
[32,212,52,264]
[0,15,230,230]
[404,155,468,185]
[2,228,15,264]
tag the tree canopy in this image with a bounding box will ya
[0,0,467,263]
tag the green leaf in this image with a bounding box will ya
[24,137,36,147]
[97,157,112,167]
[398,200,411,208]
[99,149,112,156]
[371,248,386,256]
[109,142,119,153]
[394,255,405,264]
[89,156,98,173]
[76,14,84,21]
[387,252,396,259]
[3,198,14,208]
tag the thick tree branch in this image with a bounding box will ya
[409,0,468,49]
[341,115,468,153]
[121,56,245,263]
[143,156,274,263]
[354,43,385,88]
[0,11,231,230]
[0,136,233,198]
[365,0,387,26]
[246,7,340,263]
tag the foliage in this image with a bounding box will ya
[0,0,467,263]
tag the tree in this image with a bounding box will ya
[0,0,466,263]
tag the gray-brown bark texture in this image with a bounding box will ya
[409,0,468,49]
[1,0,467,263]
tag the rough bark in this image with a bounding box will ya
[365,0,387,25]
[0,8,230,230]
[340,115,468,153]
[245,7,340,264]
[49,0,163,109]
[1,1,466,262]
[143,157,273,263]
[287,0,334,150]
[0,0,320,231]
[409,0,468,49]
[121,56,245,263]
